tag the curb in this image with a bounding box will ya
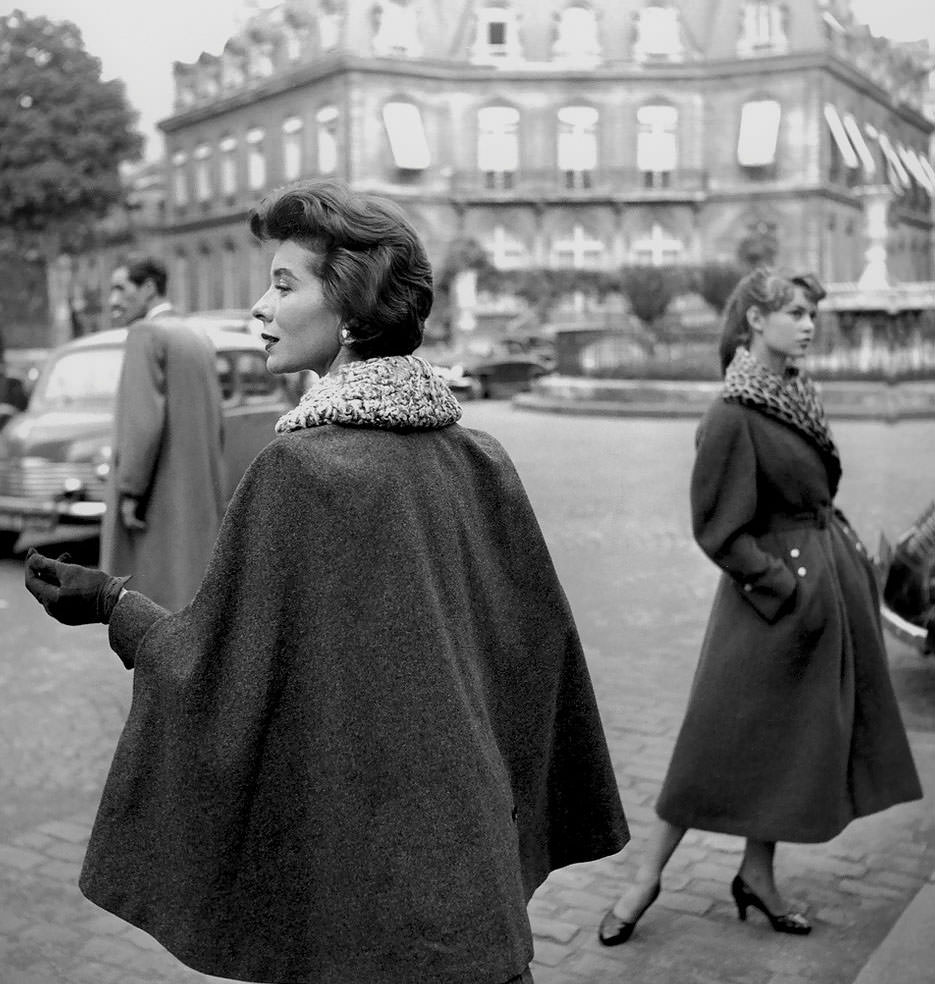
[851,878,935,984]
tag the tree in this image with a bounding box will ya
[0,10,143,348]
[693,262,745,314]
[619,265,684,330]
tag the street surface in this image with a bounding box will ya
[1,403,934,984]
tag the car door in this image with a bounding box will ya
[219,349,292,496]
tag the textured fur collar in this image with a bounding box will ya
[275,355,462,433]
[723,347,841,475]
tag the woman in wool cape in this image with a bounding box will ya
[598,268,921,947]
[25,180,628,984]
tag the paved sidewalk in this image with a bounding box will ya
[2,407,933,983]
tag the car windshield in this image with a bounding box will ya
[30,346,125,410]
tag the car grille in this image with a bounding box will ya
[0,460,104,500]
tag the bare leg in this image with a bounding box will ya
[611,817,686,920]
[737,840,787,913]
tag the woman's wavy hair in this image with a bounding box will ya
[248,180,433,358]
[717,266,826,376]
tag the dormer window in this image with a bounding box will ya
[633,3,683,62]
[472,4,521,63]
[553,5,601,65]
[737,2,788,57]
[248,41,275,79]
[221,47,246,89]
[372,0,423,58]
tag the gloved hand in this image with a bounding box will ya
[25,548,130,625]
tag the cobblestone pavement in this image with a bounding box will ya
[2,405,934,984]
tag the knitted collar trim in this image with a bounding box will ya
[723,347,841,483]
[275,355,462,434]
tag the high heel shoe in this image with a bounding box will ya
[598,882,660,946]
[730,875,811,935]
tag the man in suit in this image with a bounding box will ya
[101,256,227,610]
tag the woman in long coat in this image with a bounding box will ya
[599,267,922,946]
[25,180,628,984]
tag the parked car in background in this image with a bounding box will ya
[0,347,49,431]
[421,336,553,400]
[0,323,291,556]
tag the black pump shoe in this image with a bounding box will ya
[731,875,811,935]
[598,883,660,946]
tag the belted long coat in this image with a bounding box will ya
[655,398,922,843]
[82,415,628,984]
[100,312,226,611]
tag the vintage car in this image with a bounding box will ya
[877,501,935,656]
[0,324,292,556]
[422,337,553,400]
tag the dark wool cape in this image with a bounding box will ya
[655,396,922,842]
[81,423,628,984]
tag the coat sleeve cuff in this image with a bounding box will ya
[107,591,169,669]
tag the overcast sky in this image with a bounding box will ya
[0,1,932,161]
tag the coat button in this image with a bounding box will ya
[797,566,807,576]
[743,583,753,592]
[790,548,800,558]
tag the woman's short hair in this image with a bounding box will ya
[248,180,432,358]
[717,266,825,375]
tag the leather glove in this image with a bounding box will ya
[25,548,130,625]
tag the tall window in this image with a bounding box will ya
[221,243,239,308]
[557,106,598,189]
[382,101,431,170]
[282,116,304,181]
[193,144,212,202]
[246,127,266,190]
[173,251,191,312]
[371,0,423,57]
[472,4,520,62]
[171,150,189,207]
[219,135,238,196]
[553,5,600,64]
[637,104,678,187]
[316,106,339,174]
[477,106,519,189]
[632,3,683,62]
[737,2,788,56]
[737,99,781,169]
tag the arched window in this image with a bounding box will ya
[557,106,598,189]
[194,143,212,203]
[316,106,339,175]
[478,105,519,189]
[637,103,678,187]
[171,150,189,208]
[246,127,266,190]
[219,135,238,197]
[553,5,600,64]
[282,116,304,181]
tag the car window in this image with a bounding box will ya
[30,346,124,410]
[234,351,279,402]
[216,354,236,401]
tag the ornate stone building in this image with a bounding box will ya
[155,0,934,318]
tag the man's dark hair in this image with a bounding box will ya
[248,179,432,359]
[126,256,168,297]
